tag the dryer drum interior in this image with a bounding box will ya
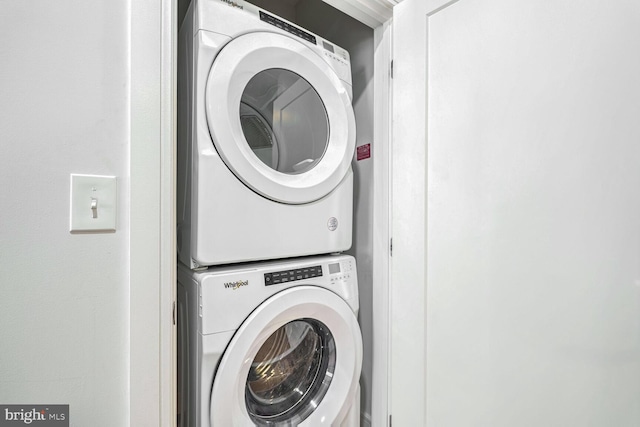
[245,318,337,425]
[239,68,330,176]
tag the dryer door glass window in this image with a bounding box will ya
[240,69,329,175]
[245,319,336,425]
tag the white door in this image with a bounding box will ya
[392,0,640,425]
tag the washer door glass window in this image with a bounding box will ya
[209,286,362,426]
[241,69,329,175]
[246,319,336,426]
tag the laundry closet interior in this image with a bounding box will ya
[175,0,383,424]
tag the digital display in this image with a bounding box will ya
[322,41,335,53]
[328,263,340,274]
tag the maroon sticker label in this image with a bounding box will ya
[356,144,371,161]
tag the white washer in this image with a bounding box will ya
[177,254,363,426]
[178,0,357,269]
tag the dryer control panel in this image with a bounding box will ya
[257,9,352,89]
[259,11,316,44]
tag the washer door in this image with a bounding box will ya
[205,32,356,204]
[210,286,363,426]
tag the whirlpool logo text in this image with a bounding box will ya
[223,280,248,290]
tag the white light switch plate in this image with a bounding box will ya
[70,174,117,232]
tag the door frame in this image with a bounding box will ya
[131,0,395,425]
[130,0,176,425]
[390,1,460,424]
[371,17,393,427]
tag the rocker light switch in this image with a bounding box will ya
[70,174,117,232]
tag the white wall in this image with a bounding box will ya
[0,1,130,425]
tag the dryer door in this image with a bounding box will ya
[205,32,356,204]
[210,286,362,426]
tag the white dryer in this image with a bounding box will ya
[178,0,357,268]
[177,254,363,426]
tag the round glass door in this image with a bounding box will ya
[205,32,356,204]
[245,319,336,426]
[209,286,362,426]
[240,69,329,175]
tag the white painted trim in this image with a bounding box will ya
[371,18,392,427]
[390,0,458,425]
[322,0,393,28]
[160,0,177,425]
[390,0,427,424]
[129,0,176,425]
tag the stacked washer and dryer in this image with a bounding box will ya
[177,0,363,425]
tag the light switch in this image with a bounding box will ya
[70,174,117,232]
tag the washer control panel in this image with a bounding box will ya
[264,265,323,286]
[329,258,354,284]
